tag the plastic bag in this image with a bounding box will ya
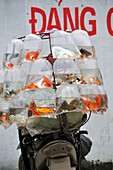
[17,34,42,64]
[3,39,23,69]
[0,98,11,129]
[53,58,81,86]
[3,65,26,99]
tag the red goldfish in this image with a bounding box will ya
[5,62,14,69]
[41,76,53,87]
[23,82,39,90]
[92,77,101,85]
[0,112,8,121]
[28,101,55,117]
[25,50,39,61]
[82,95,101,111]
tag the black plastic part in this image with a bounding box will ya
[78,131,82,170]
[18,129,32,170]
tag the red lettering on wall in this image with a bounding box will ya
[29,7,97,36]
[29,7,46,34]
[107,8,113,36]
[47,8,61,30]
[80,7,96,36]
[58,0,62,6]
[63,8,79,31]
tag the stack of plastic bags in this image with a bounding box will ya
[0,30,108,132]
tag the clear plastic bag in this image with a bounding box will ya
[50,30,81,59]
[52,46,77,59]
[0,98,11,129]
[77,58,103,85]
[9,90,32,126]
[78,84,108,114]
[56,84,85,113]
[17,34,42,64]
[27,88,56,118]
[53,58,81,86]
[22,59,53,90]
[0,70,5,96]
[3,39,23,69]
[71,30,95,59]
[71,30,92,47]
[3,65,26,99]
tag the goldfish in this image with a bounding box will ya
[82,95,101,111]
[23,82,39,90]
[25,50,39,61]
[79,76,87,84]
[80,49,92,58]
[41,76,53,87]
[91,77,101,85]
[28,101,55,117]
[0,112,8,121]
[5,62,14,69]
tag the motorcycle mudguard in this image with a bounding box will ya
[35,140,77,170]
[48,156,76,170]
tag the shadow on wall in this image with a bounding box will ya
[88,161,113,170]
[0,168,18,170]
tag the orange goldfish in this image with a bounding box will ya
[25,50,39,61]
[41,76,53,87]
[28,101,55,117]
[23,82,39,90]
[28,101,40,117]
[0,112,8,121]
[92,77,101,85]
[5,62,14,69]
[82,95,101,111]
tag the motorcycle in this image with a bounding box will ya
[18,111,92,170]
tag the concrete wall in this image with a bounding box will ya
[0,0,26,169]
[0,0,113,169]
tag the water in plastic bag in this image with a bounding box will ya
[53,58,81,86]
[52,46,80,59]
[17,34,42,64]
[56,84,85,113]
[3,66,26,99]
[28,88,56,118]
[23,59,53,90]
[77,58,103,85]
[3,39,23,69]
[0,70,5,96]
[9,90,32,126]
[71,30,95,59]
[78,84,108,114]
[50,30,81,58]
[0,98,11,129]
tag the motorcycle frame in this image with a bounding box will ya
[18,111,91,170]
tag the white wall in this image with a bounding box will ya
[0,0,26,169]
[0,0,113,169]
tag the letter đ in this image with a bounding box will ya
[29,7,46,34]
